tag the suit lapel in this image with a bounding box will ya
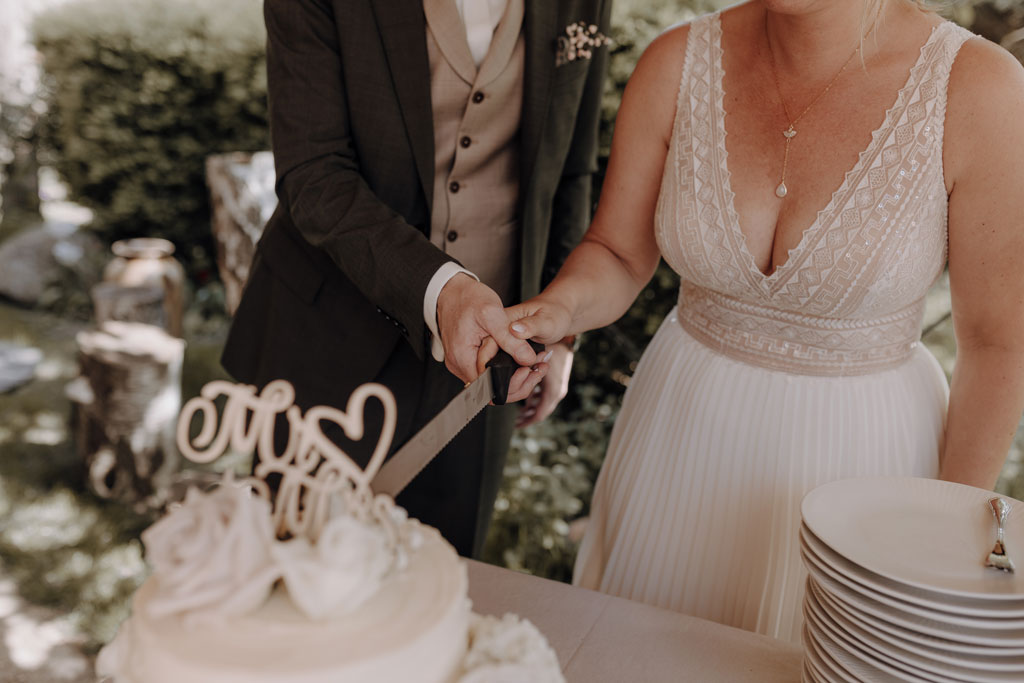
[520,0,556,195]
[477,0,524,88]
[371,0,435,210]
[424,0,477,85]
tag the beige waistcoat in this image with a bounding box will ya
[425,0,524,304]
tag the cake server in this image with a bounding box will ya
[370,340,543,497]
[986,497,1016,573]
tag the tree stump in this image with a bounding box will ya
[206,151,276,315]
[67,321,186,509]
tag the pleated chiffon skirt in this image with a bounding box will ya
[572,307,949,643]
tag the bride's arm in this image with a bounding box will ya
[505,26,689,344]
[941,38,1024,489]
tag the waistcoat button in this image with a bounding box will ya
[472,91,484,103]
[449,181,460,193]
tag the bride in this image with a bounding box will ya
[493,0,1024,642]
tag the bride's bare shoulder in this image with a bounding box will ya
[945,31,1024,181]
[624,6,754,143]
[615,22,694,147]
[949,31,1024,104]
[633,2,755,82]
[631,20,691,81]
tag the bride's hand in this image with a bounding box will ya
[504,298,574,345]
[516,342,573,428]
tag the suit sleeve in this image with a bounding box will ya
[541,0,614,289]
[264,0,452,359]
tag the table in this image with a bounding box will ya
[466,561,803,682]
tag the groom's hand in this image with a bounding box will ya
[436,274,546,401]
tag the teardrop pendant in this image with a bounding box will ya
[775,182,788,198]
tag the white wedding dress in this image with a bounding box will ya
[572,14,973,644]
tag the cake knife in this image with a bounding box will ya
[370,340,543,497]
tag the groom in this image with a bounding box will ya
[222,0,612,558]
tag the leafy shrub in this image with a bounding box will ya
[32,0,268,279]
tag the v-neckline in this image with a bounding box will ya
[711,15,948,293]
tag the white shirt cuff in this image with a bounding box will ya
[424,262,479,362]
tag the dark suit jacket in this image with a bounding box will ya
[223,0,611,416]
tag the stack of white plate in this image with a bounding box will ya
[800,477,1024,683]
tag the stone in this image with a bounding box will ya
[0,221,105,308]
[0,341,42,393]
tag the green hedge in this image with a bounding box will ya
[33,0,268,279]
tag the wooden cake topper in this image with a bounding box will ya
[176,379,400,542]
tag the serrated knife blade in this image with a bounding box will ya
[370,341,541,498]
[370,371,492,498]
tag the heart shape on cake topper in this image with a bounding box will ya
[176,380,399,541]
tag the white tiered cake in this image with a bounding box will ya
[97,380,562,683]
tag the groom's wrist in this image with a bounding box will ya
[425,264,478,362]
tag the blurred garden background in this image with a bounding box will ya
[1,0,1023,678]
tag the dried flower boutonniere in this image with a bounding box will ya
[556,22,610,67]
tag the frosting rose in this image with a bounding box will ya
[273,514,394,619]
[458,614,565,683]
[143,482,281,620]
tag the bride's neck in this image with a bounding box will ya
[762,0,913,75]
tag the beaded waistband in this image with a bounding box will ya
[676,282,924,377]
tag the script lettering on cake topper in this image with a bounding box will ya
[176,379,400,542]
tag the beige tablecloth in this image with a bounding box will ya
[466,560,802,682]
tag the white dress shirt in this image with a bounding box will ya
[423,0,511,362]
[456,0,508,66]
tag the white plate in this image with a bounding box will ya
[806,569,1024,647]
[805,594,958,683]
[802,477,1024,600]
[805,600,958,683]
[804,606,924,683]
[802,522,1024,618]
[801,657,820,683]
[810,579,1024,665]
[806,580,1024,680]
[800,539,1024,628]
[803,622,860,683]
[800,633,830,683]
[811,577,1024,663]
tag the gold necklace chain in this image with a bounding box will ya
[765,16,864,199]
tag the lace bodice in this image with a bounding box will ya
[655,14,973,376]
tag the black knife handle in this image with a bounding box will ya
[487,339,546,406]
